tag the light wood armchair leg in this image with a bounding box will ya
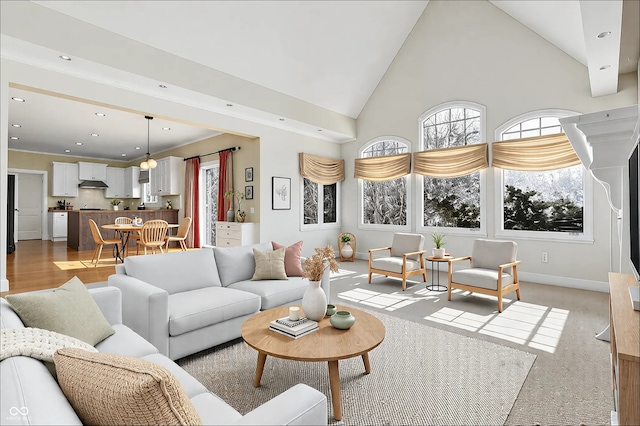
[497,292,503,313]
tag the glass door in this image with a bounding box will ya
[200,161,219,246]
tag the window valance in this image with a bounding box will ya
[492,133,581,171]
[413,144,488,178]
[299,153,344,185]
[354,153,411,182]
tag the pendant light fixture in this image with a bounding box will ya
[140,115,157,170]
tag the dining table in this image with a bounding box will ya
[102,223,179,262]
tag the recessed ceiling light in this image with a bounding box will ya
[75,142,83,146]
[11,124,21,127]
[91,133,99,137]
[317,129,323,132]
[95,112,105,117]
[226,103,233,107]
[599,65,611,70]
[135,146,141,150]
[279,118,285,121]
[162,127,171,131]
[59,55,72,61]
[10,136,19,140]
[11,97,25,102]
[64,149,70,153]
[121,153,127,157]
[597,31,611,39]
[159,84,167,89]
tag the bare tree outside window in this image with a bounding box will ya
[204,166,219,245]
[303,178,337,226]
[361,140,408,226]
[422,107,481,228]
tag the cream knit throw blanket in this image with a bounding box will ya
[0,327,97,362]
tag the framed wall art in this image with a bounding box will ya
[245,185,254,200]
[272,176,291,210]
[245,167,253,182]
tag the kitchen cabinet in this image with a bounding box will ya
[52,162,79,197]
[105,167,125,198]
[48,211,68,242]
[215,222,259,247]
[78,162,107,181]
[124,166,141,198]
[150,156,181,195]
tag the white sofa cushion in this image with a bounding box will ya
[213,242,273,287]
[228,277,309,310]
[168,287,261,337]
[95,324,159,358]
[124,248,221,294]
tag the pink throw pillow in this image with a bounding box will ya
[272,241,304,277]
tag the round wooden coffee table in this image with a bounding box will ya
[241,305,385,421]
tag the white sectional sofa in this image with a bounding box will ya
[108,242,330,360]
[0,286,327,425]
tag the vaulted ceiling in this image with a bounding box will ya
[2,0,637,161]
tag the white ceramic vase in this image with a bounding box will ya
[341,244,353,258]
[113,206,119,211]
[301,280,327,321]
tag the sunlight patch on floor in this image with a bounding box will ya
[424,297,569,353]
[337,287,436,311]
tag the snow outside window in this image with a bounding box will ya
[495,111,593,243]
[301,178,340,230]
[359,137,411,231]
[418,102,487,236]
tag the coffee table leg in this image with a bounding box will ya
[362,352,371,374]
[328,360,343,421]
[254,351,267,387]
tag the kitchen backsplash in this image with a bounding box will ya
[48,189,180,210]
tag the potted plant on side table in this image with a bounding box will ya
[431,231,446,258]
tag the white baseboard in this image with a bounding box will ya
[1,279,8,292]
[355,252,609,293]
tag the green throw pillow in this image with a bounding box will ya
[6,276,115,346]
[252,247,288,280]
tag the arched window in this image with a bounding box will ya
[418,102,486,234]
[494,110,592,242]
[359,137,411,229]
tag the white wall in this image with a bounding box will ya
[341,0,638,290]
[0,59,342,289]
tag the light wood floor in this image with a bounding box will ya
[3,240,185,296]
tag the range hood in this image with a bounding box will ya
[78,180,109,189]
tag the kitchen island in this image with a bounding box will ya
[67,209,179,251]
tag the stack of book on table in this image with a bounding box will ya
[269,316,319,339]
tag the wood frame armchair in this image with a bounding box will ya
[368,233,427,291]
[447,239,521,312]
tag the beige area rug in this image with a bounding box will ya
[53,259,117,270]
[178,307,536,425]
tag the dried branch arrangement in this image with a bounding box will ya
[302,245,340,281]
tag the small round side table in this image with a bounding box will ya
[426,254,453,291]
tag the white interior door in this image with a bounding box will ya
[17,173,44,240]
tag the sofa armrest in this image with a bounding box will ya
[232,384,327,426]
[89,287,122,325]
[107,274,170,357]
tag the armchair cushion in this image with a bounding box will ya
[371,257,423,274]
[452,268,514,291]
[472,239,517,270]
[390,233,425,260]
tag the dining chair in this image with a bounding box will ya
[136,220,169,255]
[88,219,121,266]
[114,216,139,256]
[165,217,192,251]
